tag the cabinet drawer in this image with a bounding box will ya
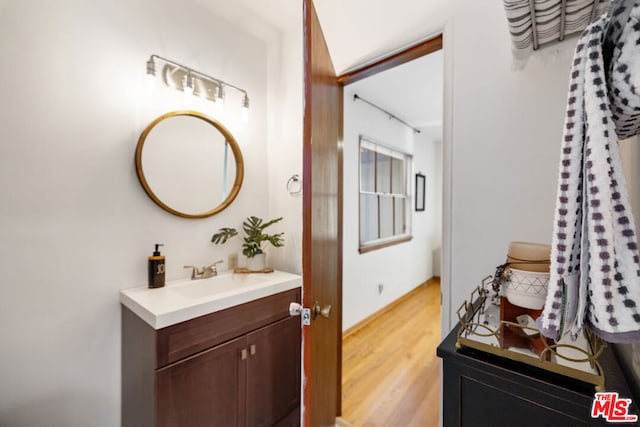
[156,288,300,367]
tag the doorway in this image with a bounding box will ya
[337,36,444,425]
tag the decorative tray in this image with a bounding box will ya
[456,276,606,391]
[233,267,274,274]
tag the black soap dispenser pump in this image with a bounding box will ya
[148,244,165,288]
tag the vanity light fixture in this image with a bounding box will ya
[215,84,225,115]
[145,58,157,94]
[241,93,250,123]
[145,54,250,121]
[216,84,225,102]
[183,73,194,106]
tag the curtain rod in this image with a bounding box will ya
[353,94,421,133]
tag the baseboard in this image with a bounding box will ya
[342,277,439,340]
[335,417,354,427]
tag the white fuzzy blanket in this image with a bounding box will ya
[539,1,640,343]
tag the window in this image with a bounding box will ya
[359,136,412,252]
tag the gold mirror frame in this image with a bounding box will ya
[135,110,244,219]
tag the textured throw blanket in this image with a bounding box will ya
[503,0,610,53]
[539,1,640,343]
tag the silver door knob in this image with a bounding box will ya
[320,305,332,318]
[313,301,332,319]
[289,302,303,316]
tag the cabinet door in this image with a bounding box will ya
[246,316,301,427]
[156,335,247,427]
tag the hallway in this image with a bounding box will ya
[341,278,441,426]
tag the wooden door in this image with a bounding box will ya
[302,0,342,425]
[246,316,301,426]
[156,336,247,427]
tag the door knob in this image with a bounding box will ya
[289,302,303,316]
[313,301,332,319]
[289,302,311,325]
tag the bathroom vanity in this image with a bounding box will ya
[120,271,302,427]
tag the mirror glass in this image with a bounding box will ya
[135,111,244,218]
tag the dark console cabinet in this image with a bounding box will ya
[437,324,638,426]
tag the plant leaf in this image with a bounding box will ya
[242,239,261,257]
[217,216,285,256]
[242,216,262,239]
[211,227,238,244]
[259,217,283,230]
[266,232,284,248]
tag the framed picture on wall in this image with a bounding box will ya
[415,173,425,212]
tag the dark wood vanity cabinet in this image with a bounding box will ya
[156,335,246,427]
[437,323,638,426]
[122,288,301,427]
[246,316,301,426]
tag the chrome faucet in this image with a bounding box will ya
[184,260,223,280]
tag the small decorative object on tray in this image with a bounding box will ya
[456,242,607,391]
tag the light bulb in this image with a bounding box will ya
[199,86,208,101]
[183,74,194,106]
[216,84,225,101]
[145,73,156,94]
[145,58,156,94]
[215,98,224,115]
[215,85,225,115]
[241,94,250,123]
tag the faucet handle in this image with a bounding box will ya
[184,265,199,280]
[205,260,224,276]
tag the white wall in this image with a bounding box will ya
[616,136,640,399]
[337,0,582,337]
[0,1,282,425]
[342,84,442,330]
[416,129,443,277]
[0,0,628,422]
[312,0,577,336]
[266,15,303,275]
[620,136,640,222]
[444,0,575,331]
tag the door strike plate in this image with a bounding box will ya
[302,308,311,326]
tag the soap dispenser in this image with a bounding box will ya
[148,244,165,288]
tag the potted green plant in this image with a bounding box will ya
[211,216,284,271]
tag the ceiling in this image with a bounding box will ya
[197,0,445,133]
[346,50,443,135]
[313,0,448,74]
[200,0,449,73]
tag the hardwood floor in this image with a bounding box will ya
[341,278,441,427]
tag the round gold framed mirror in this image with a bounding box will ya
[135,111,244,219]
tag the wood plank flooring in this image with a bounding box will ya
[341,279,441,427]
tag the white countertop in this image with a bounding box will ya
[120,270,302,329]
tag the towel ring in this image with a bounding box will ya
[287,174,302,194]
